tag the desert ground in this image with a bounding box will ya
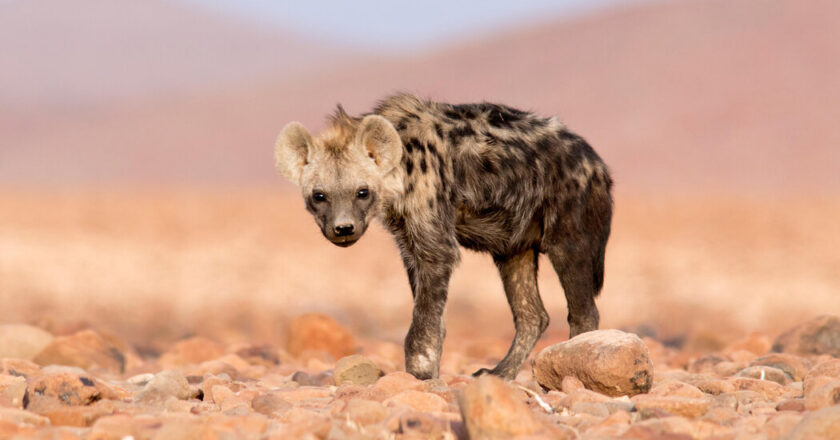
[0,189,839,438]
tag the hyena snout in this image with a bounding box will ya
[322,212,367,247]
[334,224,355,237]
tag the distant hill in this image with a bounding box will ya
[0,0,350,110]
[1,0,838,192]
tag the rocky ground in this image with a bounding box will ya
[1,313,839,439]
[1,192,839,439]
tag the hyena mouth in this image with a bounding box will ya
[329,237,359,248]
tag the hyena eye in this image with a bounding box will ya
[356,188,370,199]
[313,191,327,202]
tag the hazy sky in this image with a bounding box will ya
[179,0,637,50]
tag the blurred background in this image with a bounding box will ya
[1,0,838,356]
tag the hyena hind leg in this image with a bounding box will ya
[547,246,601,338]
[474,247,549,379]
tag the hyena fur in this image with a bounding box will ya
[275,93,613,380]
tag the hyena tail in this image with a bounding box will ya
[587,173,613,295]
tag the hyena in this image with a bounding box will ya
[275,93,613,380]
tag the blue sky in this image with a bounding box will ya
[179,0,637,50]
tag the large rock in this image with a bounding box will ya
[773,315,840,357]
[457,374,544,439]
[32,330,126,374]
[286,313,357,360]
[0,325,54,360]
[333,354,382,386]
[533,329,654,397]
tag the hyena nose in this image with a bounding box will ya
[335,224,355,237]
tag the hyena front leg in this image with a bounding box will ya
[402,242,458,380]
[474,247,549,379]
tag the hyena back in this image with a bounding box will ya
[275,94,613,380]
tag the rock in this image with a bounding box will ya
[773,315,840,357]
[26,395,127,427]
[735,365,791,385]
[729,377,789,400]
[570,401,610,417]
[693,378,735,395]
[631,394,711,418]
[649,379,705,398]
[750,353,812,381]
[0,325,54,360]
[687,354,727,374]
[777,398,806,412]
[0,374,27,408]
[457,374,544,439]
[373,371,425,397]
[558,388,610,409]
[88,414,163,440]
[0,359,41,378]
[385,390,449,412]
[27,371,121,405]
[804,380,840,410]
[0,408,50,426]
[533,329,653,397]
[391,411,459,438]
[334,384,389,403]
[784,406,840,440]
[158,337,225,367]
[285,313,357,360]
[725,333,772,356]
[31,330,126,374]
[267,386,332,403]
[341,399,387,425]
[251,391,293,417]
[234,344,281,367]
[333,354,382,386]
[561,375,585,393]
[134,370,199,405]
[291,370,334,387]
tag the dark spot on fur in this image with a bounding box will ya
[406,182,414,194]
[443,108,462,120]
[448,124,475,145]
[427,142,439,158]
[406,158,414,175]
[404,138,417,154]
[480,157,496,174]
[434,123,444,139]
[420,157,428,174]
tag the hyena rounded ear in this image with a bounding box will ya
[275,122,313,184]
[356,115,403,173]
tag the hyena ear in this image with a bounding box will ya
[275,122,313,184]
[355,115,403,173]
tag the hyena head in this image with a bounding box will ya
[274,106,403,247]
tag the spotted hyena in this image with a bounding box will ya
[274,94,613,380]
